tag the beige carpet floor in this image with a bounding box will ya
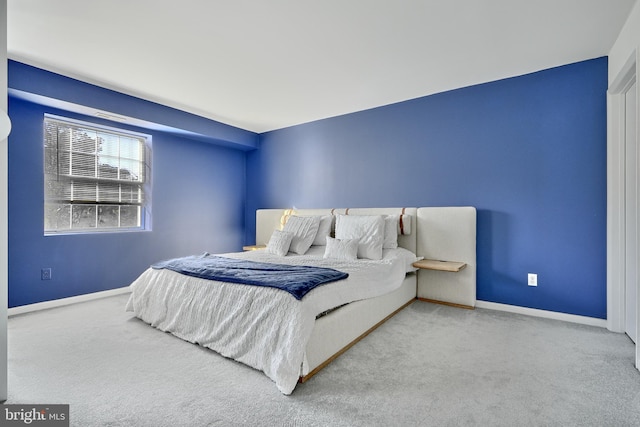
[4,294,640,426]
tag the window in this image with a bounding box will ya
[44,115,151,234]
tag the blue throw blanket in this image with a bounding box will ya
[151,253,349,300]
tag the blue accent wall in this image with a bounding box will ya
[247,58,608,319]
[9,57,608,318]
[9,61,258,150]
[8,62,254,307]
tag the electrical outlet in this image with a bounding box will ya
[528,273,537,287]
[41,268,52,281]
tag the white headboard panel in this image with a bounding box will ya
[255,208,418,253]
[416,207,477,307]
[255,206,476,307]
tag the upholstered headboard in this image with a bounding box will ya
[255,208,418,253]
[254,206,476,307]
[416,207,477,308]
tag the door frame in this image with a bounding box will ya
[608,49,640,368]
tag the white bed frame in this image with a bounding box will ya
[255,206,476,382]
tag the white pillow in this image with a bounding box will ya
[283,215,320,254]
[335,215,385,260]
[311,215,333,246]
[383,247,423,273]
[266,230,293,256]
[323,236,358,260]
[383,215,399,249]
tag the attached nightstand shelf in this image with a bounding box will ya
[242,245,266,251]
[412,259,467,273]
[414,258,472,310]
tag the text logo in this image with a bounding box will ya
[2,405,69,426]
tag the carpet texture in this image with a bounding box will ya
[4,294,640,426]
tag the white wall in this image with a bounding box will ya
[610,1,640,84]
[0,0,8,401]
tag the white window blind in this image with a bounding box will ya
[44,115,151,233]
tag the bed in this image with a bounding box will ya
[125,207,476,394]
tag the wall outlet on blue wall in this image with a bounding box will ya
[528,273,537,287]
[41,268,52,281]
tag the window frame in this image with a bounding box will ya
[43,114,152,235]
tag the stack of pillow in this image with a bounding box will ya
[266,214,409,261]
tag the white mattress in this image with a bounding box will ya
[125,246,411,394]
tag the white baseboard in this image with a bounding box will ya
[475,300,608,328]
[8,287,131,317]
[7,290,609,329]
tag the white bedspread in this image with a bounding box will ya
[125,247,409,394]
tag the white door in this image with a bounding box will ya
[625,81,637,343]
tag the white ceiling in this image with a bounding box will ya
[7,0,637,133]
